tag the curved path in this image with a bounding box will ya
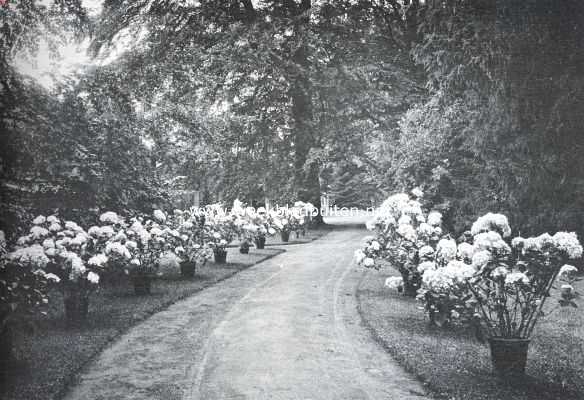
[65,221,429,400]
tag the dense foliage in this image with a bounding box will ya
[389,1,584,237]
[2,1,583,241]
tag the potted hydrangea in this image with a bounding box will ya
[270,209,293,242]
[171,209,211,278]
[204,205,236,264]
[1,229,60,375]
[15,215,101,326]
[462,213,583,375]
[123,211,171,294]
[358,191,444,296]
[415,212,583,375]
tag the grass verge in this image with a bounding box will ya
[1,246,289,400]
[357,268,584,400]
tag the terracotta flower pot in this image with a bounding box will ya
[214,248,227,264]
[179,261,196,278]
[64,294,89,326]
[132,274,152,295]
[255,236,266,249]
[489,337,530,375]
[281,231,290,242]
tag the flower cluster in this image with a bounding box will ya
[356,189,447,295]
[415,211,583,336]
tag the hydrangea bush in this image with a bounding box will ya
[171,209,212,265]
[356,190,446,295]
[1,229,59,330]
[415,212,583,336]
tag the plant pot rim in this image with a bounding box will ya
[489,337,531,343]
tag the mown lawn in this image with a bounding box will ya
[357,268,584,400]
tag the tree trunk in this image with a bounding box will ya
[288,1,323,224]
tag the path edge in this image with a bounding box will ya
[355,268,444,400]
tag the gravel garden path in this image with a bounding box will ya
[64,219,429,400]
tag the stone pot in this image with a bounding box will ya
[254,236,266,249]
[132,274,152,295]
[214,248,227,264]
[489,337,530,375]
[179,260,196,278]
[281,231,290,243]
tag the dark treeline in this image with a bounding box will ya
[1,0,583,238]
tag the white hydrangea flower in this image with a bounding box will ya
[8,245,50,268]
[71,233,88,247]
[48,223,62,232]
[417,261,436,273]
[427,211,442,227]
[100,211,122,225]
[560,284,575,298]
[130,258,141,266]
[369,241,381,251]
[42,238,56,249]
[418,245,435,259]
[363,257,375,268]
[88,253,109,267]
[113,231,127,242]
[87,271,100,284]
[422,269,454,292]
[552,232,583,259]
[411,187,424,198]
[33,215,46,225]
[182,221,194,230]
[99,226,115,238]
[64,221,82,232]
[354,249,366,264]
[471,213,512,238]
[474,231,511,254]
[505,272,530,286]
[511,236,525,249]
[45,248,57,257]
[150,227,163,236]
[385,276,404,290]
[442,260,475,282]
[365,219,377,231]
[398,215,412,226]
[437,238,457,261]
[457,242,475,260]
[175,246,185,254]
[522,233,554,253]
[47,215,60,224]
[153,209,167,223]
[44,272,61,283]
[30,226,50,239]
[417,223,433,237]
[558,264,578,277]
[397,224,417,242]
[105,242,131,259]
[471,250,492,269]
[491,266,509,279]
[125,240,138,250]
[88,226,101,237]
